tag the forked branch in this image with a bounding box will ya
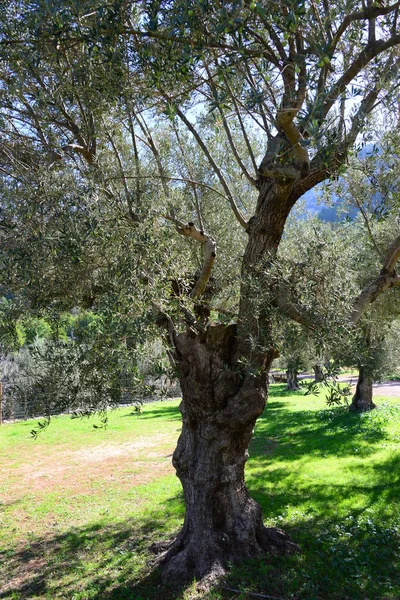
[159,89,249,230]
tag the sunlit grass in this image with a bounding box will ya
[1,389,399,599]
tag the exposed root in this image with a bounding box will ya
[259,526,300,555]
[159,525,299,583]
[149,539,174,555]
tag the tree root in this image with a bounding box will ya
[155,525,299,584]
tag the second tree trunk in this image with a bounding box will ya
[350,366,375,411]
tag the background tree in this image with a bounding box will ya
[273,320,311,390]
[1,0,400,582]
[328,126,400,410]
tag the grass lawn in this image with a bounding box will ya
[1,387,399,600]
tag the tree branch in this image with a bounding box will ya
[126,26,267,59]
[273,280,323,330]
[164,215,217,299]
[205,65,257,187]
[126,103,143,210]
[288,81,386,204]
[328,1,400,55]
[323,34,400,118]
[132,108,170,198]
[173,125,204,229]
[353,196,383,258]
[107,173,234,205]
[101,117,140,224]
[382,235,400,272]
[351,235,400,323]
[160,89,248,230]
[223,74,259,172]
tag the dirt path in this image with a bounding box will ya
[298,373,400,398]
[337,375,400,398]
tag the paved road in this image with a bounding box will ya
[297,373,400,398]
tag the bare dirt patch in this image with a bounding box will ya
[1,432,175,502]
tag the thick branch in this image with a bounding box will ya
[383,235,400,272]
[351,235,400,323]
[288,83,384,204]
[351,273,400,323]
[62,143,95,164]
[259,110,310,183]
[273,281,323,330]
[164,216,217,299]
[330,1,400,53]
[263,22,287,62]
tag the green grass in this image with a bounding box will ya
[1,388,400,599]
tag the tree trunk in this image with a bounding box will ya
[286,369,300,390]
[161,324,298,581]
[313,364,324,382]
[160,180,302,581]
[349,366,376,411]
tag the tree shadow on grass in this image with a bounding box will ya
[122,404,182,421]
[223,503,400,600]
[2,394,399,600]
[0,494,187,600]
[2,477,399,600]
[245,398,400,523]
[251,399,392,462]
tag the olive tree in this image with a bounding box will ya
[1,0,400,582]
[327,127,400,410]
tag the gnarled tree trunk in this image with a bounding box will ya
[286,368,300,390]
[161,180,302,580]
[161,324,297,581]
[349,366,376,412]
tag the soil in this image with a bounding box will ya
[2,432,175,503]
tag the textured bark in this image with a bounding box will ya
[238,180,296,360]
[349,367,376,412]
[286,369,300,390]
[159,177,303,582]
[161,324,298,581]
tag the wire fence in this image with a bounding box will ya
[0,376,181,423]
